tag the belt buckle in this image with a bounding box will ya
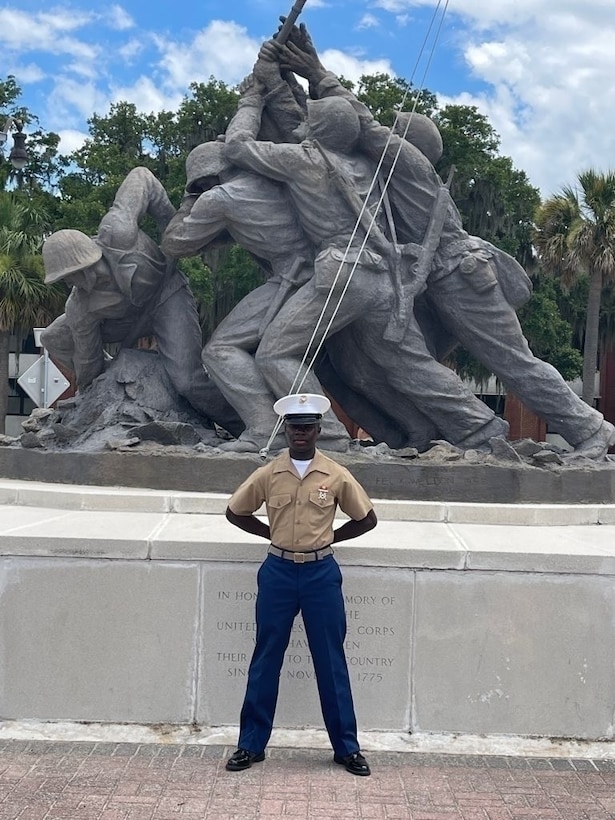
[293,552,306,564]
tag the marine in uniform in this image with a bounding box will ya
[225,394,378,776]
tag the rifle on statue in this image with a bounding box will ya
[383,165,456,343]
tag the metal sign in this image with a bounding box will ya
[17,353,70,408]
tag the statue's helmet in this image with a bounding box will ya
[43,229,102,284]
[185,141,230,194]
[393,112,443,166]
[306,97,361,152]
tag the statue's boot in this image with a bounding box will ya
[570,420,615,460]
[453,417,510,452]
[219,431,286,454]
[315,432,351,453]
[219,427,350,455]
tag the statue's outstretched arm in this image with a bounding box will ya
[225,76,265,147]
[254,42,306,141]
[161,191,229,258]
[98,167,176,252]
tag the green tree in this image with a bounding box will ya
[56,102,151,234]
[434,104,539,268]
[353,73,437,124]
[0,192,66,432]
[517,274,583,381]
[56,78,240,236]
[192,246,266,341]
[534,169,615,405]
[176,79,240,150]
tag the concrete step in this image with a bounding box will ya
[1,478,614,525]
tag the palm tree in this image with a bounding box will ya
[0,191,65,433]
[534,169,615,405]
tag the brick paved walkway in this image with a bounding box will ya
[1,740,615,819]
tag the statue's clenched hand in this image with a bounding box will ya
[276,18,315,54]
[254,44,283,87]
[237,73,265,99]
[270,21,325,83]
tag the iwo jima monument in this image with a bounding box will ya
[3,0,615,503]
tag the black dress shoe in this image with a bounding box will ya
[333,751,371,776]
[225,748,266,771]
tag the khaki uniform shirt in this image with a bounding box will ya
[228,449,374,551]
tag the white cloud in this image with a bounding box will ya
[459,7,615,194]
[63,59,101,82]
[106,4,134,31]
[0,8,99,60]
[4,1,614,201]
[104,19,394,118]
[109,76,182,116]
[154,20,261,90]
[118,39,145,63]
[46,78,109,126]
[374,0,409,12]
[373,0,615,194]
[357,14,380,30]
[6,62,46,85]
[56,128,88,154]
[319,49,394,85]
[146,15,395,96]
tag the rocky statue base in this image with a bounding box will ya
[0,446,614,503]
[0,350,612,503]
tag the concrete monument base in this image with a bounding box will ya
[1,479,615,742]
[0,446,614,502]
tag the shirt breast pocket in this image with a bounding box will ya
[308,491,335,509]
[268,493,292,510]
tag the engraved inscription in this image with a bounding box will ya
[211,585,402,690]
[201,566,413,729]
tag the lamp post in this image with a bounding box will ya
[0,116,28,170]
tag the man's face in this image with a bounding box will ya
[285,422,320,457]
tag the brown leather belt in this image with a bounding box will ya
[268,545,333,563]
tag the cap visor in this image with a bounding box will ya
[284,415,321,424]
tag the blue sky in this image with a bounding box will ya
[2,0,615,196]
